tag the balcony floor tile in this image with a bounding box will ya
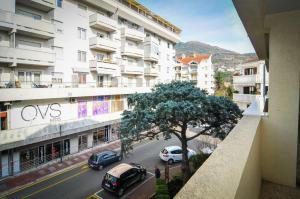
[260,180,300,199]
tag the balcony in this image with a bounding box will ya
[175,115,262,199]
[121,27,144,42]
[233,74,259,85]
[0,46,55,66]
[144,36,159,62]
[89,13,117,32]
[17,0,55,11]
[144,67,159,76]
[121,45,144,58]
[89,60,119,76]
[0,10,54,38]
[121,63,144,75]
[89,37,117,52]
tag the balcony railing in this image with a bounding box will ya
[89,37,117,52]
[233,74,259,85]
[121,64,144,75]
[89,13,117,32]
[24,0,55,11]
[175,115,262,199]
[121,45,144,58]
[144,67,159,76]
[0,10,55,38]
[89,60,119,76]
[233,93,260,103]
[121,27,144,41]
[0,46,55,66]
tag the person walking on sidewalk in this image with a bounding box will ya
[155,165,161,179]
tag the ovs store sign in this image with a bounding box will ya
[21,103,62,122]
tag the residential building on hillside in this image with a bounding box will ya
[0,0,180,177]
[175,54,214,94]
[233,60,269,111]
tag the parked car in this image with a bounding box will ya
[159,145,196,164]
[102,163,147,197]
[88,150,121,170]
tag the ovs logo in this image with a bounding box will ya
[21,103,62,121]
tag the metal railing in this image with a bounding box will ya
[0,80,171,89]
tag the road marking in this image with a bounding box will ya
[81,165,89,170]
[121,176,154,199]
[0,162,88,199]
[21,168,90,199]
[86,193,101,199]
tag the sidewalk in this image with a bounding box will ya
[0,140,121,194]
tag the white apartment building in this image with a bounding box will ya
[175,54,214,94]
[233,60,269,111]
[0,0,180,177]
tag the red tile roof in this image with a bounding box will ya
[177,54,210,65]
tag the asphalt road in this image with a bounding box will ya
[1,136,200,199]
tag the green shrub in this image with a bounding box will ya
[155,178,170,199]
[167,175,183,198]
[189,152,210,172]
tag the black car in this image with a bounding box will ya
[88,150,121,170]
[102,163,147,197]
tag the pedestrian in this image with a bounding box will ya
[155,165,161,179]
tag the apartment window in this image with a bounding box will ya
[78,73,86,84]
[52,72,63,84]
[56,0,62,8]
[18,71,40,84]
[96,53,105,61]
[78,3,87,11]
[77,50,86,62]
[158,38,161,45]
[167,43,170,48]
[16,9,41,20]
[245,68,257,75]
[167,67,170,74]
[77,27,86,40]
[205,74,208,78]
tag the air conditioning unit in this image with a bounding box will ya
[69,98,77,103]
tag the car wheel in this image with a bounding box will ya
[140,173,146,181]
[117,187,124,197]
[98,165,103,170]
[168,159,174,165]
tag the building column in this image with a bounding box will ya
[70,137,79,154]
[262,11,300,187]
[87,132,93,148]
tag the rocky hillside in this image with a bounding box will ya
[175,41,257,69]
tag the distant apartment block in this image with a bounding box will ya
[233,60,269,111]
[0,0,180,177]
[175,54,215,94]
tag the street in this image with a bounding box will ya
[1,137,200,199]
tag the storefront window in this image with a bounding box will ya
[111,123,120,141]
[64,139,70,155]
[78,135,88,151]
[20,148,38,171]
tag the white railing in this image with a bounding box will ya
[0,46,55,66]
[89,60,119,75]
[233,93,260,103]
[144,67,159,76]
[0,9,55,37]
[233,75,259,85]
[89,37,117,51]
[121,27,144,41]
[121,64,144,74]
[89,13,117,31]
[121,45,144,57]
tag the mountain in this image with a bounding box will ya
[175,41,257,69]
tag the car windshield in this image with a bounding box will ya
[105,173,118,183]
[90,154,98,162]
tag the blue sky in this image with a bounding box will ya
[138,0,255,54]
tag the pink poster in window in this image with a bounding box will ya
[78,101,87,118]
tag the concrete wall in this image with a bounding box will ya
[261,11,300,187]
[175,116,262,199]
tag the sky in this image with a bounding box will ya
[138,0,255,54]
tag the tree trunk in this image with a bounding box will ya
[181,124,192,184]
